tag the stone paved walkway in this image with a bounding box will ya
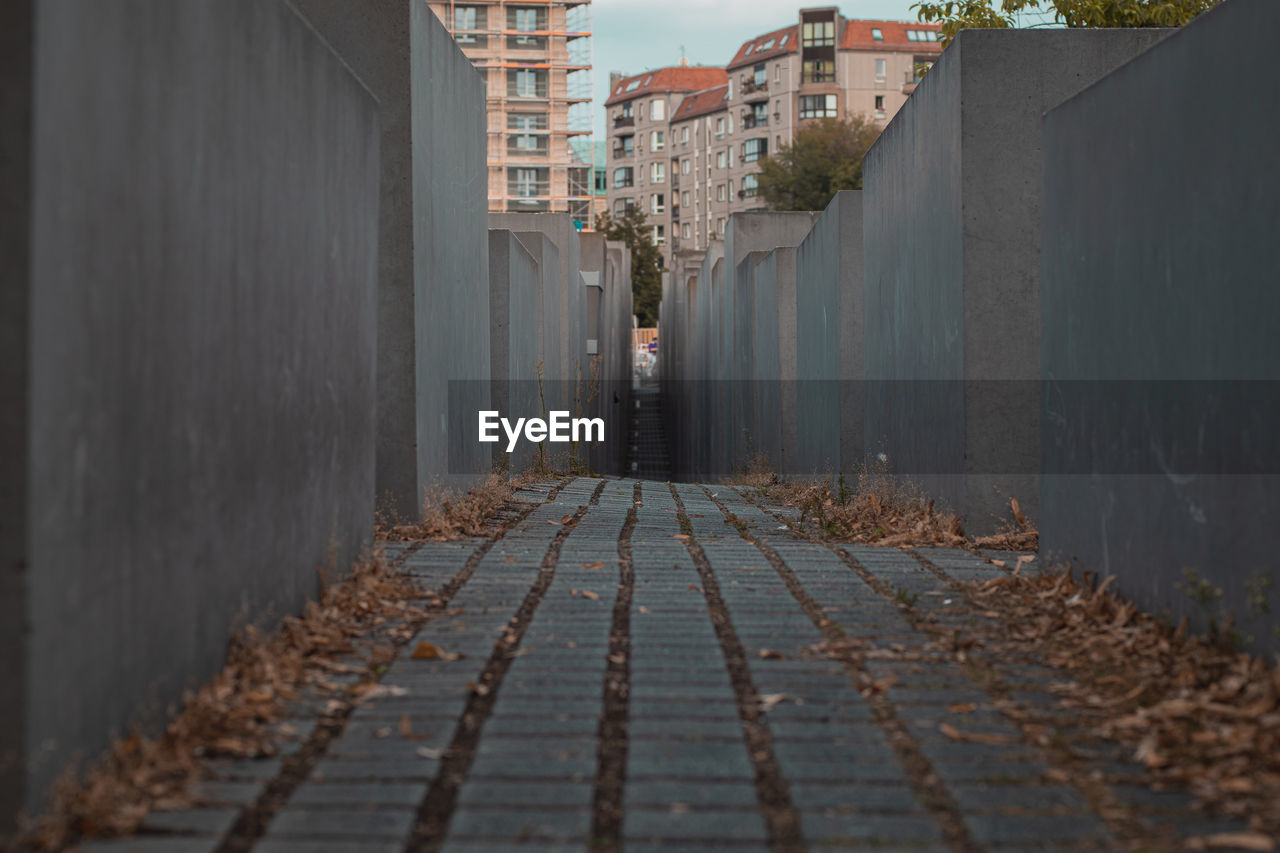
[81,478,1256,853]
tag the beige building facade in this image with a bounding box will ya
[606,8,941,268]
[429,0,595,219]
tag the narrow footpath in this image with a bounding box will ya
[79,479,1257,853]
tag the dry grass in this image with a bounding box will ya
[378,473,521,542]
[964,568,1280,847]
[732,457,1036,551]
[755,468,969,548]
[22,553,438,850]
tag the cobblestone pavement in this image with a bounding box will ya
[80,478,1255,853]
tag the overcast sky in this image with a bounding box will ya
[590,0,926,138]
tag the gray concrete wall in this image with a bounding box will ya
[863,28,1168,534]
[294,0,490,515]
[488,229,541,473]
[412,3,491,492]
[795,191,863,480]
[719,212,819,477]
[10,0,380,828]
[1,0,32,832]
[489,213,585,394]
[1041,0,1280,651]
[750,247,800,477]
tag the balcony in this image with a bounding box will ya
[613,114,635,129]
[612,147,634,160]
[671,204,680,221]
[742,114,766,130]
[741,78,769,101]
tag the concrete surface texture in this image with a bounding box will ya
[1041,0,1280,652]
[489,214,586,396]
[748,246,800,476]
[795,191,864,481]
[0,0,32,834]
[412,2,491,495]
[290,0,418,521]
[488,229,542,473]
[862,27,1170,535]
[580,233,632,476]
[9,0,380,828]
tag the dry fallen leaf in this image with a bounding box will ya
[411,642,463,662]
[638,606,651,615]
[673,534,690,540]
[759,693,788,712]
[1187,833,1275,851]
[939,722,1019,745]
[757,649,784,660]
[582,561,605,570]
[416,747,444,760]
[580,590,600,601]
[560,513,573,524]
[948,703,978,714]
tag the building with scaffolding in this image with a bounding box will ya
[428,0,594,219]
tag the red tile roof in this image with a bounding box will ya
[670,84,730,123]
[605,66,728,107]
[841,20,943,52]
[726,26,799,71]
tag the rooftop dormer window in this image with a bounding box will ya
[871,28,884,40]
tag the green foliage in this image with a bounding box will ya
[595,207,663,327]
[913,0,1221,47]
[755,115,883,212]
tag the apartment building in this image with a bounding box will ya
[608,8,941,267]
[428,0,594,219]
[668,85,731,253]
[604,63,729,261]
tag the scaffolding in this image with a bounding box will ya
[431,1,593,214]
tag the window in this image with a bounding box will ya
[717,184,726,202]
[508,167,548,204]
[743,138,767,163]
[875,59,887,81]
[508,132,547,154]
[681,159,691,175]
[614,198,633,216]
[453,6,486,43]
[650,162,665,184]
[715,117,725,138]
[800,94,837,119]
[753,63,766,87]
[775,64,781,83]
[508,68,546,98]
[871,27,883,40]
[682,127,689,144]
[728,179,735,197]
[728,146,735,168]
[874,95,885,111]
[907,29,939,42]
[727,114,734,134]
[742,174,759,198]
[682,224,691,240]
[508,7,546,48]
[651,130,665,151]
[651,193,665,214]
[651,99,666,121]
[717,217,726,235]
[454,6,476,29]
[681,190,690,207]
[621,102,634,118]
[613,167,634,188]
[510,113,547,131]
[756,38,776,53]
[653,225,665,245]
[802,20,835,47]
[716,150,726,169]
[752,103,768,125]
[594,169,607,193]
[803,60,835,84]
[616,135,634,157]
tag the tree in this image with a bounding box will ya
[755,116,882,213]
[913,0,1220,46]
[595,207,663,327]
